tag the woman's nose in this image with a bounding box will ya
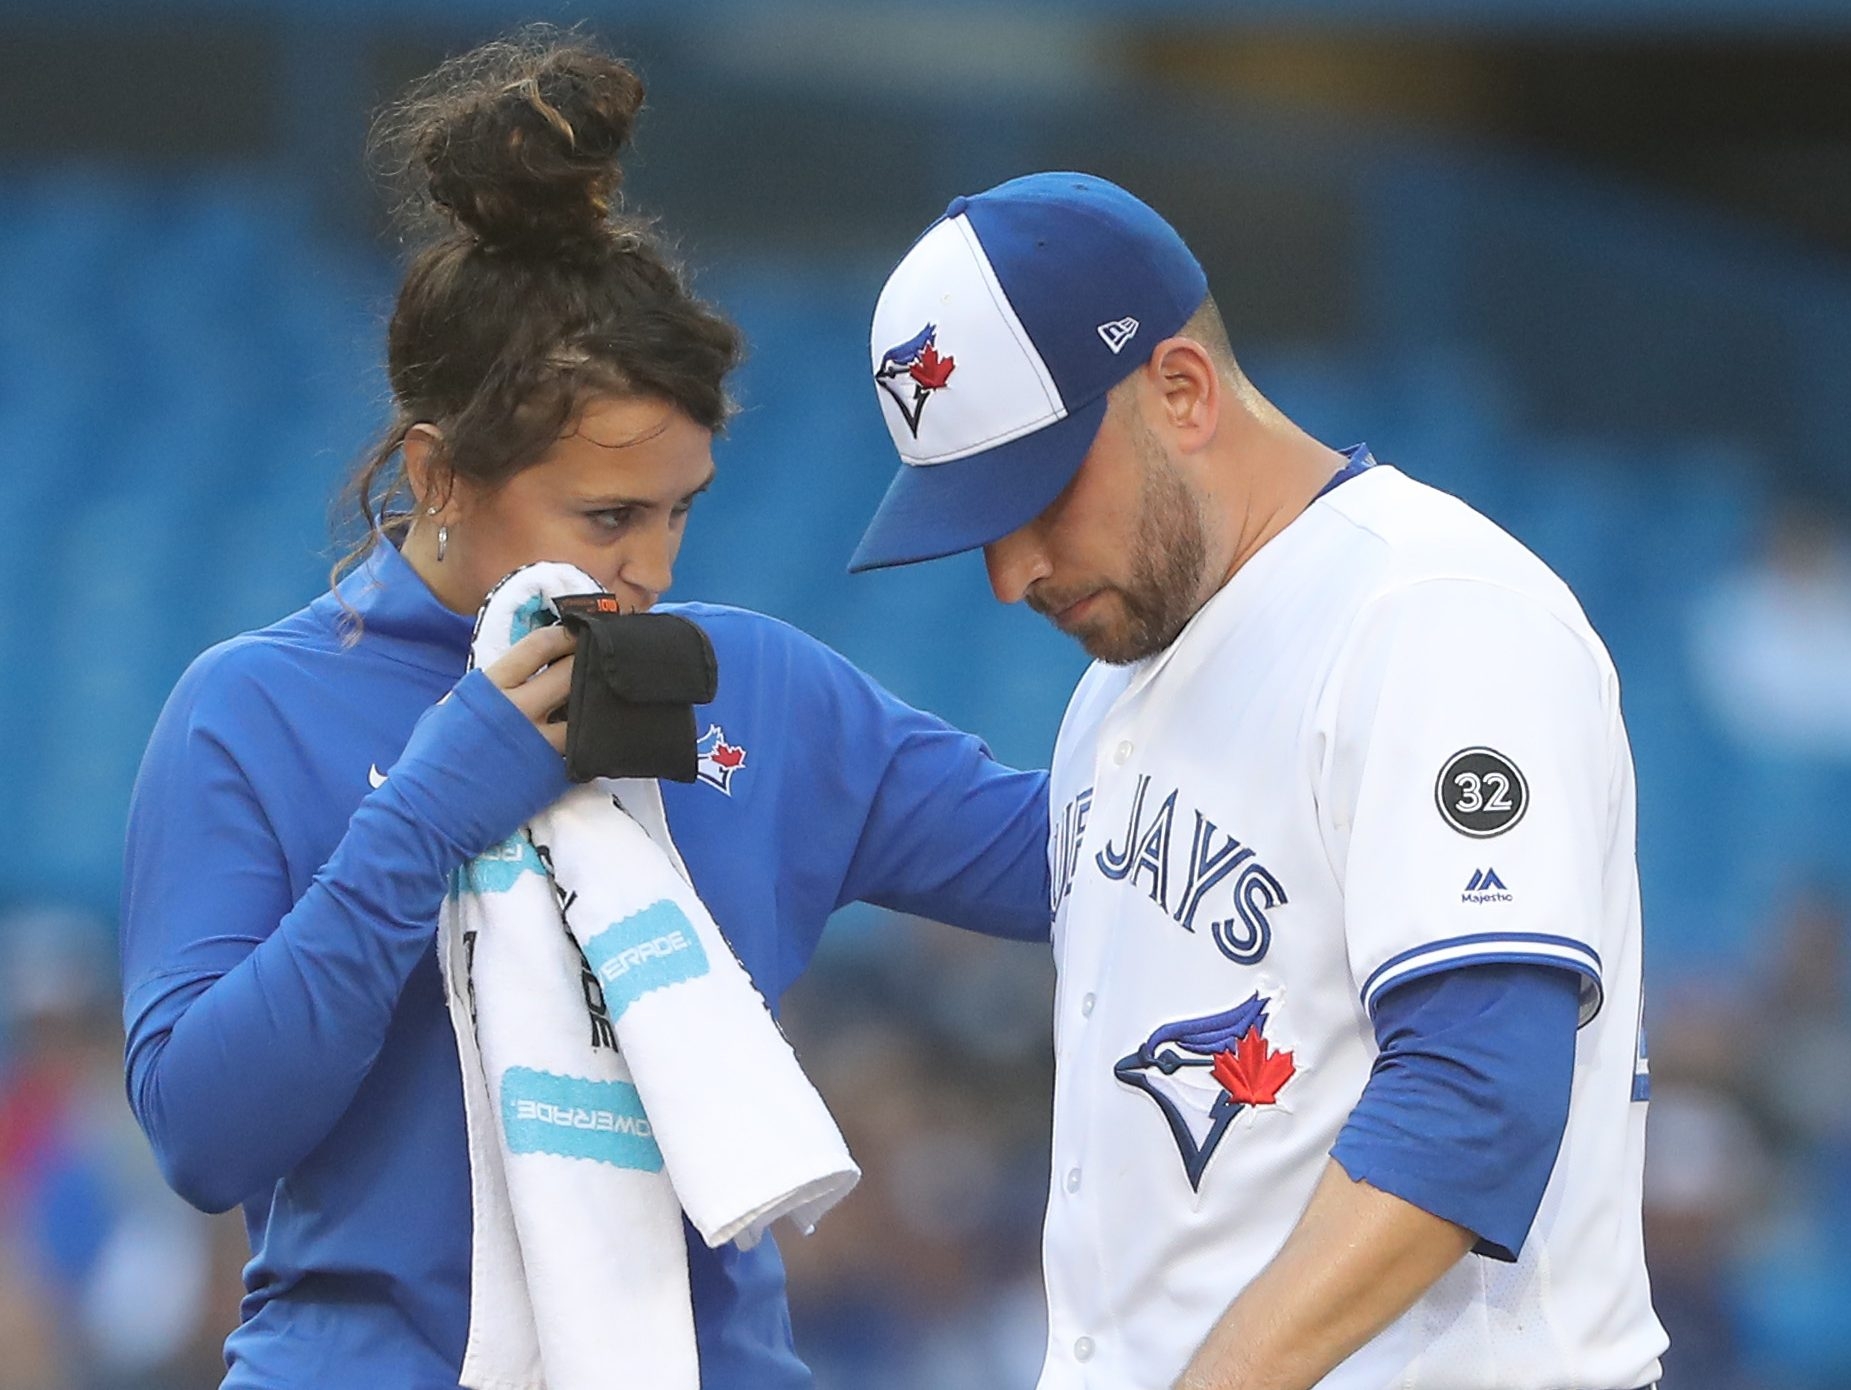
[618,522,675,606]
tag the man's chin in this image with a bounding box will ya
[1074,621,1148,666]
[1038,591,1171,664]
[1067,608,1188,665]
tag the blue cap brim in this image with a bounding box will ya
[848,394,1109,573]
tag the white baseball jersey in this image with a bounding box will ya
[1039,464,1666,1390]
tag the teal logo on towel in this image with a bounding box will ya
[449,833,545,899]
[508,594,549,646]
[500,1067,663,1170]
[581,900,710,1020]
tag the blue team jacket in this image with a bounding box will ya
[120,540,1051,1389]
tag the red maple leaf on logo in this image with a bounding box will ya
[1212,1028,1296,1106]
[909,342,956,390]
[710,742,745,770]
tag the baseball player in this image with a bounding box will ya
[851,173,1667,1390]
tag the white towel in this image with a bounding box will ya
[440,562,860,1390]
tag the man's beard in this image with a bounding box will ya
[1035,430,1209,665]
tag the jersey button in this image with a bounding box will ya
[1081,993,1096,1017]
[1064,1167,1081,1194]
[1074,1336,1095,1362]
[1113,740,1133,765]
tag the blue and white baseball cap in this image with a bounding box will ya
[850,171,1207,573]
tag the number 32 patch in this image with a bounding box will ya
[1435,747,1528,837]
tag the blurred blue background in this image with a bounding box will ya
[1,2,1849,1386]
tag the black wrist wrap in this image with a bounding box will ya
[551,595,719,784]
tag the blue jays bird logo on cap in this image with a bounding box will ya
[852,174,1209,571]
[874,323,957,436]
[1115,993,1296,1190]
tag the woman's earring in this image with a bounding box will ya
[437,525,449,563]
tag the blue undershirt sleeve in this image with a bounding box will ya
[121,665,567,1214]
[1330,961,1579,1262]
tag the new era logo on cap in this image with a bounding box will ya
[1096,317,1139,354]
[851,172,1209,572]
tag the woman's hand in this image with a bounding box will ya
[373,625,576,857]
[484,625,577,754]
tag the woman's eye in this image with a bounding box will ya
[589,508,635,532]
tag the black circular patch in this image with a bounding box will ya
[1434,747,1529,838]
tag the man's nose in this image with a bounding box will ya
[984,524,1051,606]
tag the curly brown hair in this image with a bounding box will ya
[334,26,743,587]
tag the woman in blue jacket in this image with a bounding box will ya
[119,34,1048,1390]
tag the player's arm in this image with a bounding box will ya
[122,640,569,1213]
[1175,1162,1470,1390]
[1173,961,1580,1390]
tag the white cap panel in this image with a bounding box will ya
[869,214,1067,466]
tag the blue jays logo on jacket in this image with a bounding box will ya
[696,725,748,795]
[1114,993,1296,1190]
[873,323,957,436]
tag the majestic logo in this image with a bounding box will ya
[1436,747,1528,838]
[696,725,748,795]
[368,763,388,789]
[874,323,957,436]
[1096,317,1140,354]
[1115,993,1296,1190]
[1462,868,1512,903]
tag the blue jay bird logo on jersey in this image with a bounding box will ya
[695,725,748,795]
[874,323,957,436]
[1115,993,1297,1191]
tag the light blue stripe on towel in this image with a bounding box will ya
[581,899,710,1019]
[500,1067,663,1170]
[448,832,545,900]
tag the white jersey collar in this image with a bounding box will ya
[1113,465,1394,702]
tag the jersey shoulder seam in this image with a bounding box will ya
[1347,573,1612,672]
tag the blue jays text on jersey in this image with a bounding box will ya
[1052,774,1288,967]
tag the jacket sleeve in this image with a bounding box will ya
[797,636,1052,942]
[120,657,566,1213]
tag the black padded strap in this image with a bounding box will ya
[552,597,718,783]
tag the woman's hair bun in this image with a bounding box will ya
[379,28,646,257]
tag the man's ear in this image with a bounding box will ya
[402,423,453,514]
[1144,337,1220,456]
